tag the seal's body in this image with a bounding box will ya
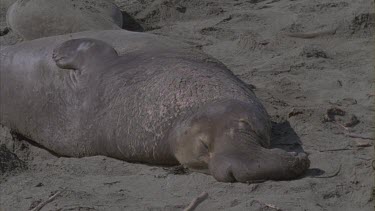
[0,30,309,182]
[6,0,123,40]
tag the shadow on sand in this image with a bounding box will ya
[270,121,325,177]
[121,11,144,32]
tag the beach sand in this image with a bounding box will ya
[0,0,374,210]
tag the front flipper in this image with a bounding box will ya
[52,38,118,70]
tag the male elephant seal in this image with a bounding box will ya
[6,0,123,40]
[0,30,310,182]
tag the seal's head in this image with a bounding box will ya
[52,38,118,70]
[170,100,310,182]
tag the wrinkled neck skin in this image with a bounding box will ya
[81,54,117,73]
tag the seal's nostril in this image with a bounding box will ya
[228,169,236,182]
[289,152,298,156]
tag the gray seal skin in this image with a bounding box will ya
[0,30,310,182]
[6,0,123,40]
[0,0,16,11]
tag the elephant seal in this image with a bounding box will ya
[6,0,123,40]
[0,30,310,182]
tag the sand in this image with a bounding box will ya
[0,0,374,210]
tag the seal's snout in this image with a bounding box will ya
[208,148,310,183]
[52,50,61,61]
[51,38,118,70]
[289,152,310,177]
[52,52,64,64]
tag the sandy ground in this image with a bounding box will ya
[0,0,374,210]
